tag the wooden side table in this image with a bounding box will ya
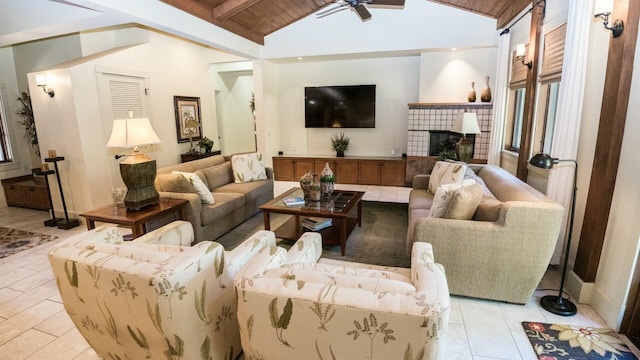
[80,198,188,239]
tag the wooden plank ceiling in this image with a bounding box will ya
[160,0,531,45]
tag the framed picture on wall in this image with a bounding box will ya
[174,96,202,143]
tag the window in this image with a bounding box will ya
[509,88,526,151]
[541,82,559,154]
[0,92,12,163]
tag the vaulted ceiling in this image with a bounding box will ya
[160,0,532,45]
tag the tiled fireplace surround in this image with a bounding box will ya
[405,103,493,183]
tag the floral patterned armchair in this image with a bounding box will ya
[234,232,451,360]
[48,220,277,360]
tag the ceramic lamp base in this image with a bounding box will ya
[119,153,159,211]
[455,138,473,163]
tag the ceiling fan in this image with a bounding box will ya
[317,0,405,21]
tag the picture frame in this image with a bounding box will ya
[174,96,202,143]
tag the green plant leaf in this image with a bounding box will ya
[278,298,293,329]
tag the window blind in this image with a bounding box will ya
[539,23,567,83]
[509,45,528,89]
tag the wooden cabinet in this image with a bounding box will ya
[273,156,405,186]
[272,157,314,181]
[358,159,406,186]
[2,174,51,210]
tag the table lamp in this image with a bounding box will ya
[451,112,481,163]
[107,111,161,211]
[529,152,578,316]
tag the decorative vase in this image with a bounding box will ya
[336,150,344,157]
[300,171,314,200]
[467,82,477,102]
[320,162,334,197]
[481,76,492,102]
[309,174,322,201]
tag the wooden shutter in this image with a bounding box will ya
[107,77,146,119]
[510,45,528,89]
[539,23,567,83]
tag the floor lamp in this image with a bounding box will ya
[529,153,578,316]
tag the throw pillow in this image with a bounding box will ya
[155,173,195,193]
[428,160,467,194]
[430,179,482,219]
[171,171,215,204]
[231,152,267,183]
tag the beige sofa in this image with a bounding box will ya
[407,164,564,304]
[154,154,273,243]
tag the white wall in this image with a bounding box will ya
[264,0,497,59]
[27,29,227,213]
[588,24,640,329]
[419,48,497,103]
[271,56,420,158]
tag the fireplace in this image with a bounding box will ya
[429,131,476,157]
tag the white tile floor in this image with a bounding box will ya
[0,181,637,359]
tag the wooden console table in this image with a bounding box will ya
[181,150,221,163]
[80,198,188,239]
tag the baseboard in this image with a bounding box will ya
[567,270,622,330]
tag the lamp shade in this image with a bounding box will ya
[452,112,481,136]
[106,117,161,148]
[529,153,559,169]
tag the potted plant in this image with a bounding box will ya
[16,92,40,156]
[330,132,350,157]
[199,136,214,153]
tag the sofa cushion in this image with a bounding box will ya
[214,180,272,204]
[430,179,482,219]
[172,171,215,204]
[428,160,467,194]
[473,194,503,221]
[200,192,245,225]
[202,162,234,190]
[231,152,267,183]
[155,173,194,193]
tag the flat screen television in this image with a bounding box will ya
[305,85,375,128]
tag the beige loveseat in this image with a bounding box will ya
[154,154,273,243]
[408,163,564,304]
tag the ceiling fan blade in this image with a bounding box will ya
[317,3,349,17]
[353,4,372,20]
[368,0,405,6]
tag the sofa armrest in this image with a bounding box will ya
[286,232,322,264]
[132,220,194,246]
[226,230,277,276]
[158,191,202,239]
[412,174,430,190]
[235,245,288,280]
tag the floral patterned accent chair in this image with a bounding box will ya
[235,232,451,360]
[48,220,278,360]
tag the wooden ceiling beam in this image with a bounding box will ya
[215,0,264,21]
[496,0,531,29]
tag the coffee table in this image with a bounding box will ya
[260,187,365,255]
[80,198,188,239]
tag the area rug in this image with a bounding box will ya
[522,321,639,360]
[0,227,58,259]
[216,201,410,268]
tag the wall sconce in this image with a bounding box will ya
[594,12,624,38]
[516,44,532,69]
[35,74,55,97]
